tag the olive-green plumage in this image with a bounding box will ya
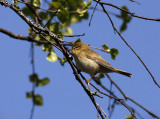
[70,42,132,78]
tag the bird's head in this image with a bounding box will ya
[69,42,89,55]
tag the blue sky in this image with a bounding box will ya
[0,0,160,119]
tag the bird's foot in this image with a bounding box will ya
[91,91,103,98]
[87,81,91,91]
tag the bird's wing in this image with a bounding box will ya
[84,49,112,69]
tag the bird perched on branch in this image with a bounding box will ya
[69,42,132,83]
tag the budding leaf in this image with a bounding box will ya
[60,57,67,66]
[46,52,58,62]
[38,78,50,86]
[110,48,119,60]
[126,114,134,119]
[26,92,33,99]
[29,74,39,83]
[57,7,69,23]
[33,94,43,106]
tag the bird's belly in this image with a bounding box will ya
[75,57,99,75]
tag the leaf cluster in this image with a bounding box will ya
[26,74,50,106]
[102,44,119,60]
[120,6,132,33]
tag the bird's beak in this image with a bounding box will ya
[68,48,72,51]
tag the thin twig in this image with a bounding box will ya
[62,33,85,37]
[95,1,160,22]
[90,83,124,101]
[40,34,62,51]
[129,0,141,5]
[44,0,67,27]
[0,28,48,44]
[89,1,99,26]
[2,1,160,119]
[99,3,160,88]
[30,42,36,119]
[97,103,109,119]
[89,82,137,119]
[30,11,39,119]
[105,74,160,118]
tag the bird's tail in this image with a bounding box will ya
[115,69,132,78]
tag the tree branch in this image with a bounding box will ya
[105,74,160,119]
[1,2,106,118]
[94,0,160,22]
[0,28,47,44]
[98,3,160,88]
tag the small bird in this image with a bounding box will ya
[69,42,132,83]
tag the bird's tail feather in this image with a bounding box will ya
[116,69,132,78]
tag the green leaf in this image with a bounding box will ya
[29,74,39,83]
[87,0,91,6]
[98,73,104,79]
[49,22,60,33]
[69,15,80,24]
[96,73,104,80]
[95,73,104,85]
[120,23,127,33]
[68,0,84,11]
[12,0,19,6]
[110,48,119,60]
[102,44,109,50]
[33,94,43,106]
[83,0,91,9]
[42,44,53,52]
[22,7,35,19]
[38,78,50,86]
[46,52,58,62]
[39,11,49,21]
[63,27,73,35]
[51,2,61,9]
[57,7,69,23]
[120,6,132,32]
[28,28,32,35]
[32,0,41,7]
[121,6,128,18]
[125,16,132,23]
[102,44,110,53]
[77,9,87,17]
[75,38,81,43]
[126,114,134,119]
[60,57,67,66]
[26,92,33,99]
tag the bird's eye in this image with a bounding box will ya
[75,46,80,49]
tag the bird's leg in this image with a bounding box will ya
[86,72,97,84]
[86,75,95,84]
[86,73,97,91]
[86,76,93,91]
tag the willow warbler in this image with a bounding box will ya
[69,42,132,82]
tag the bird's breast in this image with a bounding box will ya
[74,56,99,75]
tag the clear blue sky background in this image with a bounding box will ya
[0,0,160,119]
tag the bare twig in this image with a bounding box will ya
[95,1,160,22]
[44,0,67,27]
[97,103,109,119]
[99,3,160,88]
[30,41,36,119]
[0,28,48,44]
[62,33,85,37]
[105,74,160,118]
[2,1,160,119]
[89,1,99,26]
[89,82,137,119]
[129,0,141,5]
[2,2,106,118]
